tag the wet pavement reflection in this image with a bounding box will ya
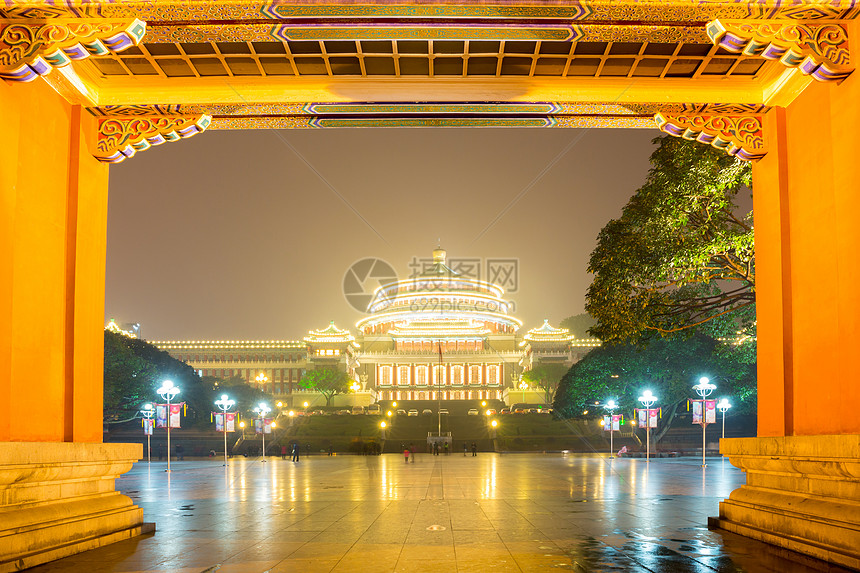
[26,454,852,572]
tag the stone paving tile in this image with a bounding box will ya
[23,454,859,573]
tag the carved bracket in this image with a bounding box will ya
[654,113,766,161]
[707,19,852,82]
[95,115,212,164]
[0,18,145,82]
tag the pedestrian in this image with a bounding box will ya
[463,442,468,456]
[292,442,300,462]
[328,444,333,456]
[410,443,415,463]
[175,444,184,461]
[281,444,287,460]
[471,442,477,456]
[157,445,165,461]
[444,442,449,455]
[403,448,410,463]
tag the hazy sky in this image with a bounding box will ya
[105,128,657,341]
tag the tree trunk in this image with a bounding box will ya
[652,401,681,445]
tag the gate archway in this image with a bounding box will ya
[2,1,859,569]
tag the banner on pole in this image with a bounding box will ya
[602,415,611,431]
[692,400,703,424]
[648,408,658,428]
[264,418,273,434]
[705,399,716,424]
[169,403,182,428]
[214,413,224,432]
[143,418,153,435]
[637,408,647,428]
[155,404,167,428]
[612,414,621,431]
[254,419,262,434]
[225,413,236,432]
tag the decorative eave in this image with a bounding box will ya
[389,319,491,339]
[304,321,355,344]
[94,114,211,163]
[523,319,575,343]
[0,18,145,82]
[654,112,766,161]
[104,318,136,338]
[707,19,853,83]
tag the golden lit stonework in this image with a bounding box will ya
[94,115,211,164]
[0,18,145,82]
[707,19,853,82]
[654,113,766,162]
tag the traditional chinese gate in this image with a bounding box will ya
[2,1,859,569]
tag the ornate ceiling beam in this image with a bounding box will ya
[653,112,766,162]
[94,115,211,163]
[0,18,145,82]
[707,19,853,82]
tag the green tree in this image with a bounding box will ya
[104,331,274,428]
[299,368,352,406]
[522,363,570,403]
[586,136,755,344]
[103,331,157,423]
[559,313,597,339]
[552,332,755,444]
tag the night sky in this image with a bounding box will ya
[105,128,657,341]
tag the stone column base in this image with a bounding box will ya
[0,442,154,572]
[713,435,860,570]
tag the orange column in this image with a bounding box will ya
[754,25,860,436]
[0,78,109,443]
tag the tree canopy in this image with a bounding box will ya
[299,368,352,406]
[552,332,756,442]
[104,331,273,426]
[559,313,597,339]
[522,363,570,403]
[585,136,755,344]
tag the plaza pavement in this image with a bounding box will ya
[26,453,850,572]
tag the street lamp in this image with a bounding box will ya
[637,390,658,463]
[157,380,180,473]
[303,401,309,409]
[253,402,271,462]
[380,420,387,440]
[692,377,717,467]
[140,403,154,463]
[717,398,732,441]
[603,399,618,459]
[490,418,498,439]
[519,380,528,403]
[214,394,235,466]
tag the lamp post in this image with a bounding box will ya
[214,394,235,466]
[140,403,154,463]
[157,380,180,473]
[380,420,387,440]
[519,380,528,404]
[717,398,732,441]
[693,377,717,467]
[637,390,658,463]
[255,372,268,392]
[253,403,271,462]
[603,399,618,459]
[490,419,498,439]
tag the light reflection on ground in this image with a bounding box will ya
[25,454,851,572]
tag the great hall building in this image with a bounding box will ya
[145,248,599,405]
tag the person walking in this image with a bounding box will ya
[281,444,288,460]
[328,444,333,456]
[409,443,416,463]
[444,442,449,455]
[403,447,410,463]
[175,444,184,461]
[463,442,468,456]
[471,442,477,456]
[292,442,300,462]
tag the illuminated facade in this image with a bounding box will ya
[149,248,597,402]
